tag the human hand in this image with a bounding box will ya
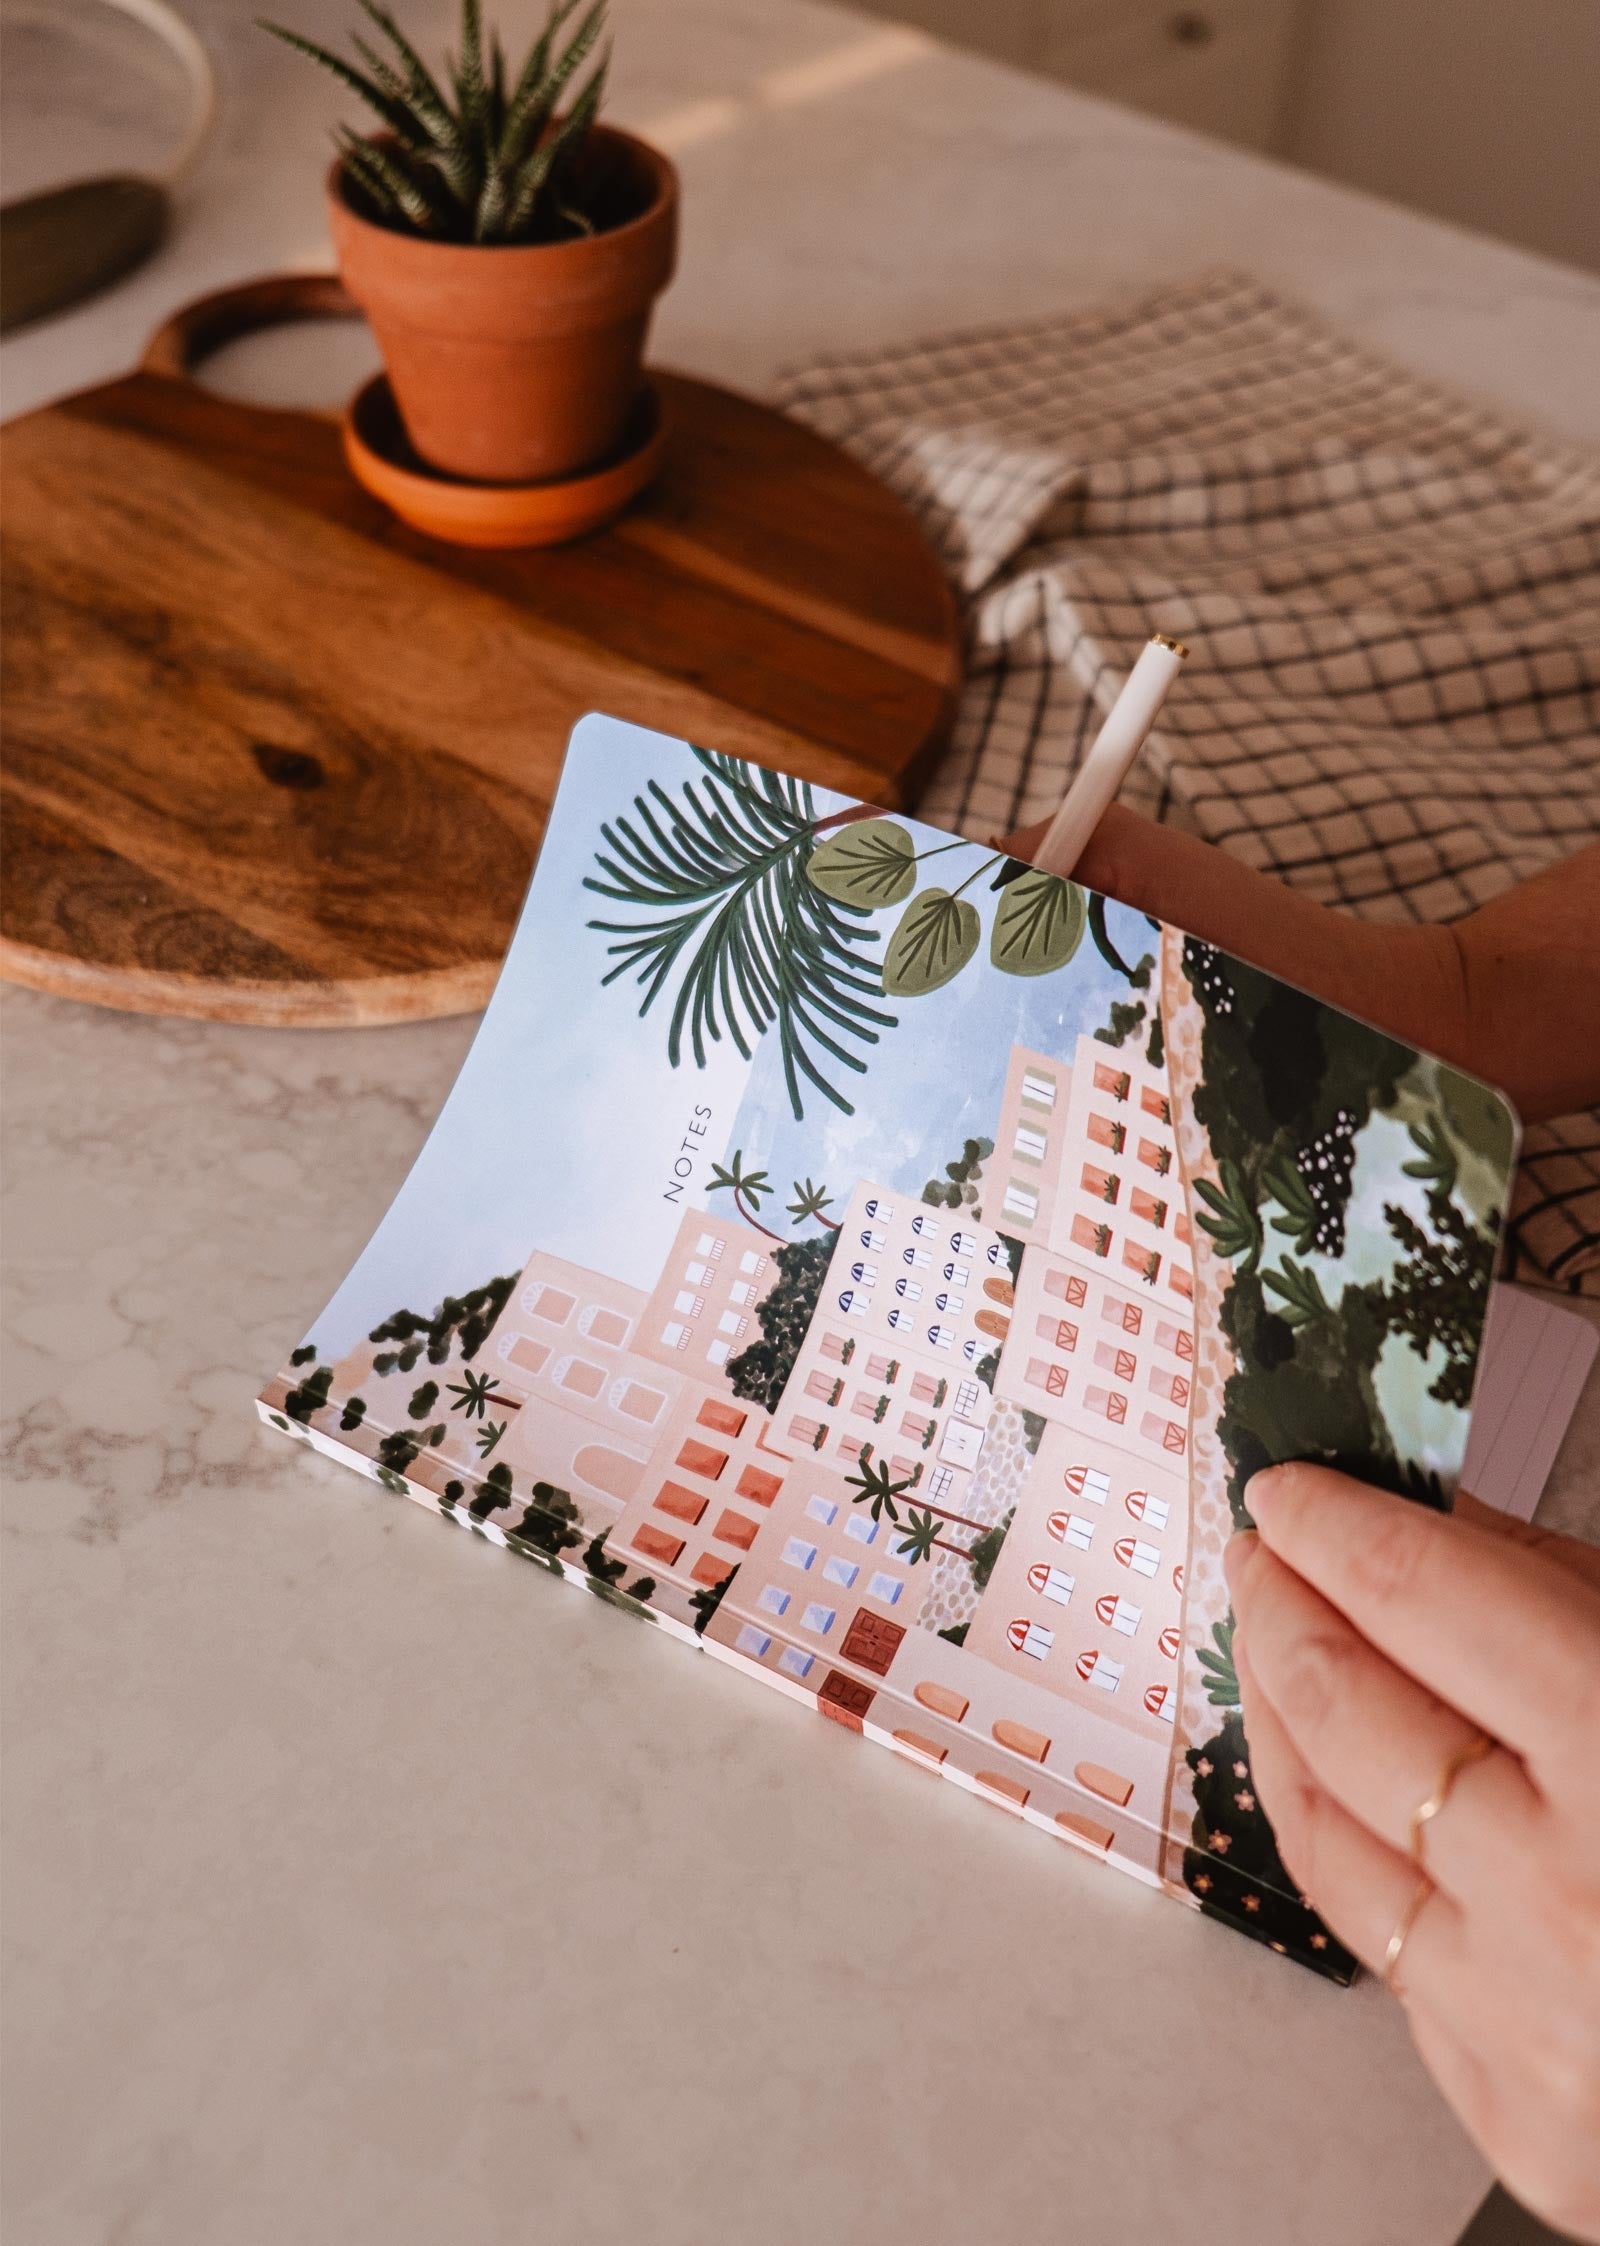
[1225,1464,1600,2240]
[999,805,1600,1125]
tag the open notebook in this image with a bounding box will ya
[260,714,1557,1982]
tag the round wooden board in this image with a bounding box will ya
[1,276,961,1027]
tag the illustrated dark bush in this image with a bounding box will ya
[689,1567,736,1636]
[369,1274,517,1368]
[469,1461,515,1520]
[285,1363,333,1423]
[727,1234,835,1409]
[377,1428,420,1473]
[1184,1712,1358,1981]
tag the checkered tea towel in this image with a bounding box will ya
[778,271,1600,1293]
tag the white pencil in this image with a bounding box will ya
[1030,634,1189,879]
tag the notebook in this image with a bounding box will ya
[259,712,1541,1982]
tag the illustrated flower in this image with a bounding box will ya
[1196,1756,1214,1776]
[1235,1789,1256,1812]
[1209,1830,1232,1854]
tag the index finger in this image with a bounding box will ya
[1247,1463,1600,1788]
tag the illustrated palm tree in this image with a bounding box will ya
[786,1176,840,1230]
[707,1150,779,1237]
[846,1455,991,1563]
[585,749,895,1119]
[446,1368,503,1419]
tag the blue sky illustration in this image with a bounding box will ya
[307,716,1157,1356]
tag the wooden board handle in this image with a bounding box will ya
[140,272,356,381]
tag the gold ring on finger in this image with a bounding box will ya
[1381,1872,1433,1993]
[1409,1731,1494,1869]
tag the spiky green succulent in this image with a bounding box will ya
[261,0,611,244]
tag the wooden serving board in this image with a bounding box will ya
[1,275,961,1027]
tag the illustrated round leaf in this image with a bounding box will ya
[806,818,919,908]
[883,888,981,996]
[991,872,1087,977]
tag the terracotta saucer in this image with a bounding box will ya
[341,373,667,548]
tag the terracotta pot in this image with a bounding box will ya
[327,124,678,484]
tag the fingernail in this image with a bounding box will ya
[1223,1529,1260,1594]
[1247,1465,1293,1520]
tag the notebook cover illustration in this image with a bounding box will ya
[258,714,1518,1982]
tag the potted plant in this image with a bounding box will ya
[263,0,678,484]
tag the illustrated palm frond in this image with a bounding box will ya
[887,1507,944,1566]
[1401,1113,1458,1198]
[447,1368,500,1419]
[846,1453,917,1524]
[1262,1150,1319,1255]
[1196,1617,1241,1708]
[787,1177,834,1224]
[1262,1255,1332,1328]
[585,750,898,1119]
[708,1152,771,1210]
[1192,1158,1263,1273]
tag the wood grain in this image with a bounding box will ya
[1,276,961,1027]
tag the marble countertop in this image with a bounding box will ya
[4,5,1598,2243]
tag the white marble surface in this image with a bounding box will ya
[4,5,1599,2243]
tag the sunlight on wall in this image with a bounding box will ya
[641,25,935,155]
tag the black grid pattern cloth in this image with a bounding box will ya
[778,271,1600,1293]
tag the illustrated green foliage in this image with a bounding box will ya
[475,1419,507,1457]
[786,1176,836,1226]
[261,0,613,245]
[1261,1255,1331,1329]
[339,1394,368,1431]
[847,1453,919,1525]
[1192,1158,1263,1273]
[1145,1010,1165,1069]
[582,1531,627,1584]
[469,1460,515,1519]
[407,1380,440,1420]
[378,1427,420,1472]
[707,1150,772,1222]
[370,1275,515,1367]
[689,1565,736,1635]
[1400,1113,1458,1198]
[289,1343,318,1366]
[1373,1192,1495,1408]
[882,889,980,996]
[989,870,1086,977]
[1095,997,1147,1048]
[805,818,918,907]
[1261,1148,1320,1254]
[586,751,896,1120]
[966,1507,1013,1591]
[447,1368,503,1419]
[1195,1616,1241,1708]
[509,1480,583,1563]
[1184,1711,1358,1983]
[921,1134,992,1210]
[285,1362,333,1422]
[726,1234,833,1409]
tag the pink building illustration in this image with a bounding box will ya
[768,1181,1014,1517]
[962,1424,1189,1742]
[633,1210,780,1382]
[979,1036,1194,1305]
[995,1251,1195,1469]
[705,1457,932,1707]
